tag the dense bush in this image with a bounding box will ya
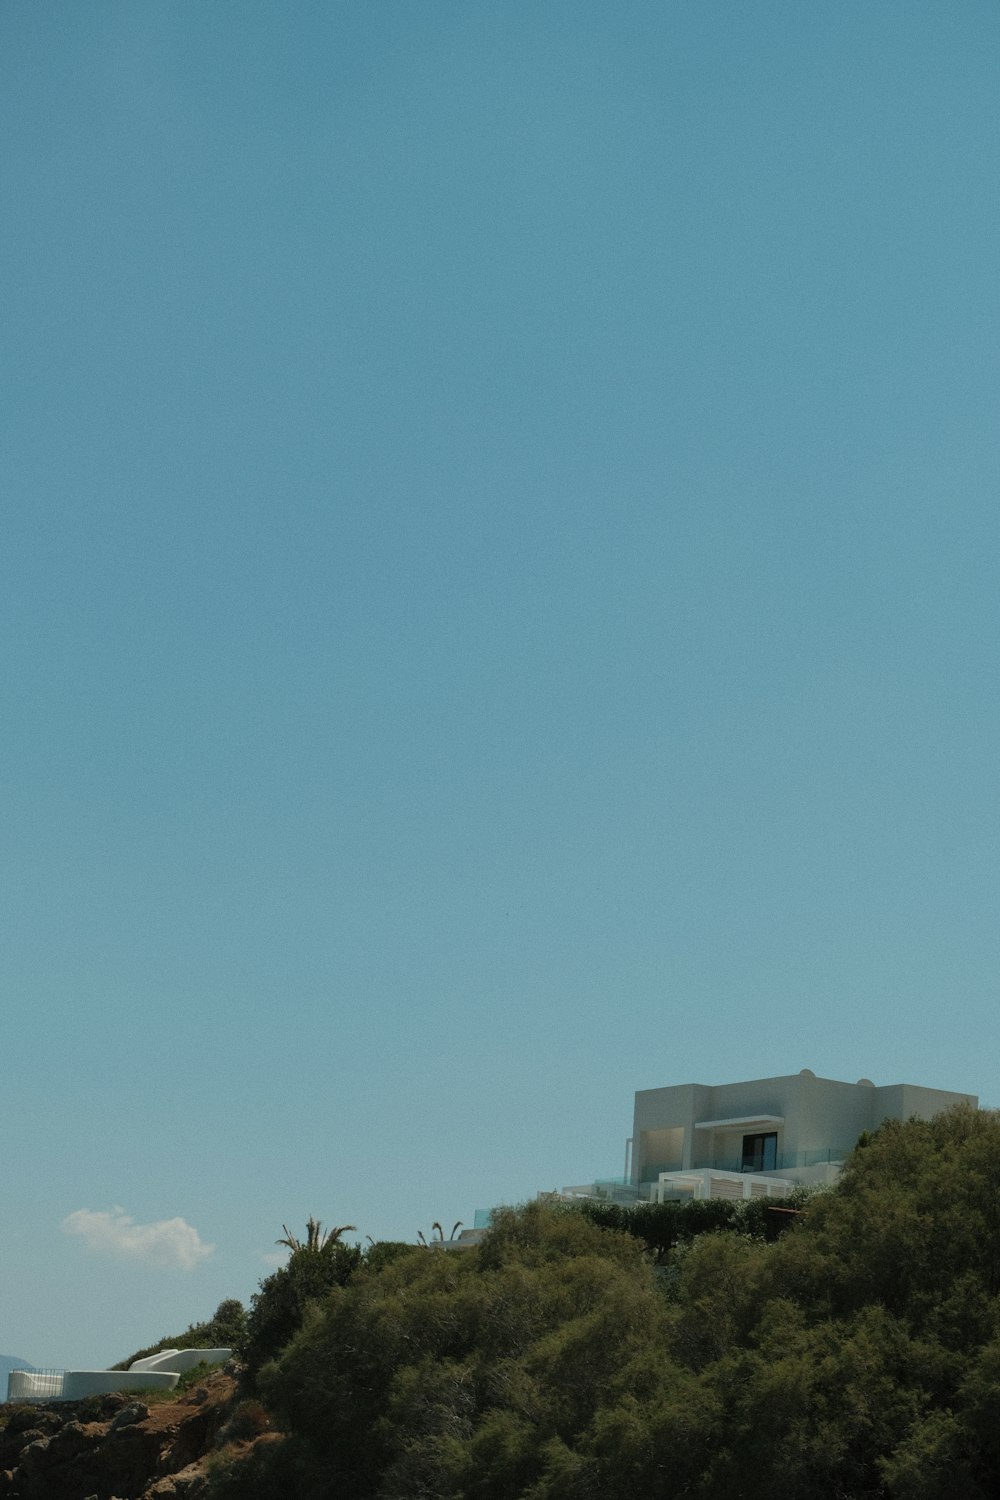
[576,1186,806,1258]
[239,1237,362,1381]
[206,1107,1000,1499]
[257,1202,662,1500]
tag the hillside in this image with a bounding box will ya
[5,1107,1000,1499]
[208,1105,1000,1500]
[0,1367,250,1499]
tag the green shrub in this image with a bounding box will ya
[205,1435,314,1500]
[216,1397,271,1445]
[175,1360,218,1392]
[360,1239,421,1275]
[240,1239,361,1380]
[576,1190,807,1260]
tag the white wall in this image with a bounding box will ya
[128,1347,231,1375]
[6,1348,231,1403]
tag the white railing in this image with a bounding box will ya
[7,1369,67,1401]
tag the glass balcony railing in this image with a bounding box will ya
[639,1147,852,1182]
[639,1163,678,1183]
[560,1179,644,1204]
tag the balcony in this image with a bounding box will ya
[559,1177,644,1205]
[721,1146,852,1173]
[640,1146,851,1184]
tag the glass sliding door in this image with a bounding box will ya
[741,1132,777,1171]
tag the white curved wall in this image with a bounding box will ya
[6,1349,230,1402]
[128,1347,231,1375]
[7,1371,65,1401]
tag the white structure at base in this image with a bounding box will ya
[5,1372,67,1401]
[560,1069,977,1205]
[6,1348,231,1403]
[127,1347,232,1376]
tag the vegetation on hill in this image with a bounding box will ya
[204,1105,1000,1499]
[10,1112,993,1496]
[238,1219,363,1382]
[0,1366,241,1499]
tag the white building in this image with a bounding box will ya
[6,1348,232,1403]
[561,1069,977,1206]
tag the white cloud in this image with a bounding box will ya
[259,1250,289,1269]
[61,1207,215,1271]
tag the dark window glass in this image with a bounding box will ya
[741,1132,777,1171]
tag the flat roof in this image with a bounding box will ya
[694,1114,784,1130]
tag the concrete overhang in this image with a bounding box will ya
[694,1115,784,1130]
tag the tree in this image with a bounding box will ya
[239,1218,361,1381]
[276,1216,356,1254]
[251,1202,685,1500]
[210,1117,1000,1499]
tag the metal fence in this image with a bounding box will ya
[6,1369,67,1402]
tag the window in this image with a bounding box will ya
[741,1132,777,1172]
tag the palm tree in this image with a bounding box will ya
[276,1216,357,1254]
[420,1221,465,1246]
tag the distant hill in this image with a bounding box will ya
[0,1353,35,1387]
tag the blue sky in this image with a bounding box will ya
[3,1,999,1368]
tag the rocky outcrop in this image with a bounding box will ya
[0,1369,244,1500]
